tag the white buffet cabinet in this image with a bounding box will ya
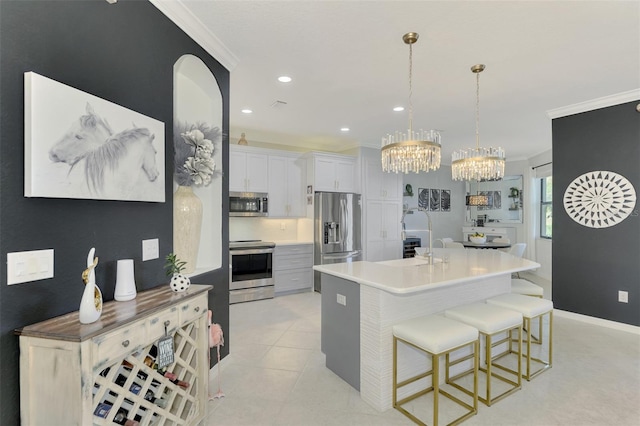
[16,285,212,426]
[462,226,517,243]
[274,243,313,295]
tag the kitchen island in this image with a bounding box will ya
[313,248,540,412]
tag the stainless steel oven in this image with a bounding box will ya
[229,240,275,304]
[229,192,269,217]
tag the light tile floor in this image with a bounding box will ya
[206,281,640,426]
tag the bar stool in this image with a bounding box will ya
[393,315,479,426]
[511,279,545,343]
[486,294,553,380]
[445,303,523,406]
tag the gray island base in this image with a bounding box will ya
[315,248,540,412]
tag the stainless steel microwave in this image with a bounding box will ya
[229,192,269,217]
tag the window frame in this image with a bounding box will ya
[540,176,552,239]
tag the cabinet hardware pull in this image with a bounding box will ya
[122,340,130,347]
[194,307,200,312]
[164,320,170,327]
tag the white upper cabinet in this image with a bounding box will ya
[229,147,268,193]
[310,153,357,193]
[364,157,402,201]
[268,154,305,217]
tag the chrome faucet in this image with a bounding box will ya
[401,207,434,264]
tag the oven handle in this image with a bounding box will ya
[230,247,274,255]
[322,250,361,261]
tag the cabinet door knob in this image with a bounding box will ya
[164,320,171,327]
[194,306,200,312]
[122,340,130,348]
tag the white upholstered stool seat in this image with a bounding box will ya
[486,294,553,380]
[511,279,544,297]
[393,315,479,426]
[445,303,523,406]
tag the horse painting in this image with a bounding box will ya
[49,103,162,201]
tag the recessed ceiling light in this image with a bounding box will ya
[340,127,350,132]
[393,106,405,112]
[241,109,253,114]
[278,76,292,83]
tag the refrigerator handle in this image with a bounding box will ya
[322,250,362,261]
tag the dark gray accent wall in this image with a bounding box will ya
[0,1,230,424]
[552,100,640,326]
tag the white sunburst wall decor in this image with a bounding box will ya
[563,170,637,228]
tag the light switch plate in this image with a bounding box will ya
[7,249,54,285]
[142,238,159,261]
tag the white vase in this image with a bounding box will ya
[173,185,202,274]
[114,259,137,301]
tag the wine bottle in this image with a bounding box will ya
[113,408,139,426]
[144,390,168,408]
[164,371,189,389]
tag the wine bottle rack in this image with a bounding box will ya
[16,285,212,426]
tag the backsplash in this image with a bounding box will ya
[229,217,313,242]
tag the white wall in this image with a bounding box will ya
[402,166,467,242]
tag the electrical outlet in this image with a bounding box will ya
[337,294,346,306]
[142,238,159,261]
[618,291,628,303]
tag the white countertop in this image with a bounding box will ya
[313,248,540,295]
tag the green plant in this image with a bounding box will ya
[510,187,520,197]
[164,253,187,276]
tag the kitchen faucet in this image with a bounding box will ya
[400,207,434,265]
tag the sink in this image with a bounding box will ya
[379,257,443,267]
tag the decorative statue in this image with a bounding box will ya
[79,247,103,324]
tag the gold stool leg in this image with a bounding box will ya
[433,353,439,426]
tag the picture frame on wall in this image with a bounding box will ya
[24,72,166,202]
[441,189,451,211]
[429,189,441,211]
[418,188,429,209]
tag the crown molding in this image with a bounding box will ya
[149,0,238,71]
[546,89,640,119]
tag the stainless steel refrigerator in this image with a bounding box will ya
[314,192,362,292]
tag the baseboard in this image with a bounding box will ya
[554,309,640,335]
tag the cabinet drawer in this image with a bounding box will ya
[147,306,180,342]
[178,294,208,326]
[274,253,313,271]
[275,269,312,293]
[275,244,313,257]
[93,325,146,366]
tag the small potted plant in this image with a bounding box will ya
[165,253,191,292]
[510,187,520,198]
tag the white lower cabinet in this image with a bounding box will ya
[274,244,313,294]
[17,285,212,426]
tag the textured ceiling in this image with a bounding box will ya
[173,0,640,163]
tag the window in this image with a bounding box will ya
[540,176,552,238]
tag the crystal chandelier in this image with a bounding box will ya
[466,194,492,206]
[381,32,441,174]
[451,64,505,181]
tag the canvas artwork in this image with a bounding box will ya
[418,188,429,209]
[429,189,441,211]
[24,72,165,202]
[441,189,451,211]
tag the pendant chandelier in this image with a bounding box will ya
[466,194,492,206]
[381,32,441,174]
[451,64,505,181]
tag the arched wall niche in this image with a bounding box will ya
[173,54,223,273]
